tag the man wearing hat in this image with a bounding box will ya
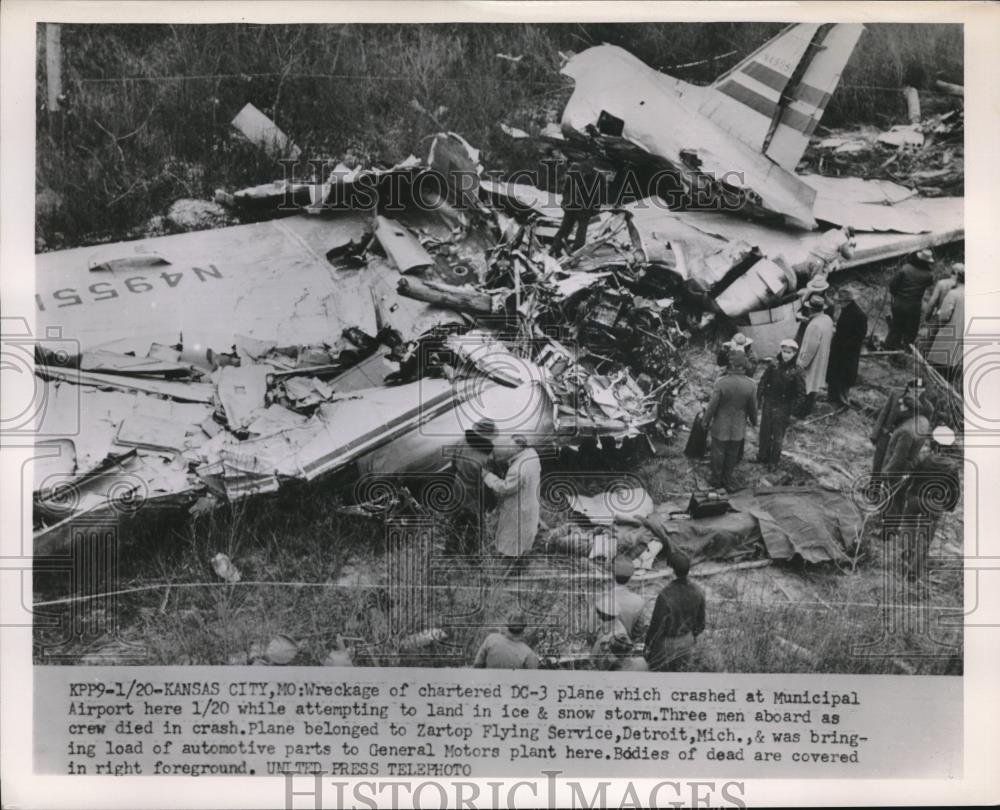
[703,351,757,492]
[885,248,935,350]
[716,332,756,376]
[446,418,497,551]
[756,338,806,468]
[797,294,835,415]
[473,612,539,669]
[826,285,869,407]
[643,552,705,672]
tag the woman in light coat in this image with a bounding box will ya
[483,435,541,558]
[797,296,835,415]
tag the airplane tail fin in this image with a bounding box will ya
[700,23,864,171]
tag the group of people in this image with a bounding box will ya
[461,248,964,668]
[885,249,965,382]
[701,280,867,493]
[699,248,965,493]
[870,375,960,579]
[448,418,542,561]
[474,548,706,673]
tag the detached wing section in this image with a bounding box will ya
[702,23,864,171]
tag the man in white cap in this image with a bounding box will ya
[885,248,935,350]
[756,338,806,468]
[797,295,835,415]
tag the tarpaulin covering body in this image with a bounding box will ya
[731,488,857,563]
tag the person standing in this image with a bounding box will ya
[927,266,964,386]
[482,435,541,559]
[797,295,835,415]
[880,396,935,535]
[871,378,928,473]
[716,332,756,375]
[590,556,646,642]
[589,593,633,671]
[885,248,935,350]
[551,161,602,257]
[472,613,539,669]
[445,418,497,551]
[643,552,706,672]
[885,453,960,581]
[882,396,934,478]
[826,286,869,407]
[924,262,961,323]
[756,339,806,468]
[703,352,757,492]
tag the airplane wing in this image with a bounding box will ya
[702,23,864,172]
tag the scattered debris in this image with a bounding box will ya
[211,552,241,583]
[32,28,965,550]
[231,102,301,159]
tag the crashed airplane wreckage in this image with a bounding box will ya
[33,27,964,550]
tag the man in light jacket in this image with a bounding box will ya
[482,435,541,559]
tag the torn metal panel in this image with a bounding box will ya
[358,379,556,477]
[36,214,372,353]
[650,197,963,274]
[798,174,915,205]
[713,257,796,318]
[115,414,190,454]
[374,216,434,273]
[216,365,270,431]
[479,179,563,221]
[80,350,194,377]
[445,330,533,387]
[426,132,483,211]
[37,366,216,403]
[231,102,302,159]
[561,43,820,228]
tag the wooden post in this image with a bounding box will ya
[45,23,63,142]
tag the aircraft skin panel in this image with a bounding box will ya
[33,214,460,355]
[561,44,818,228]
[764,23,865,170]
[700,24,819,154]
